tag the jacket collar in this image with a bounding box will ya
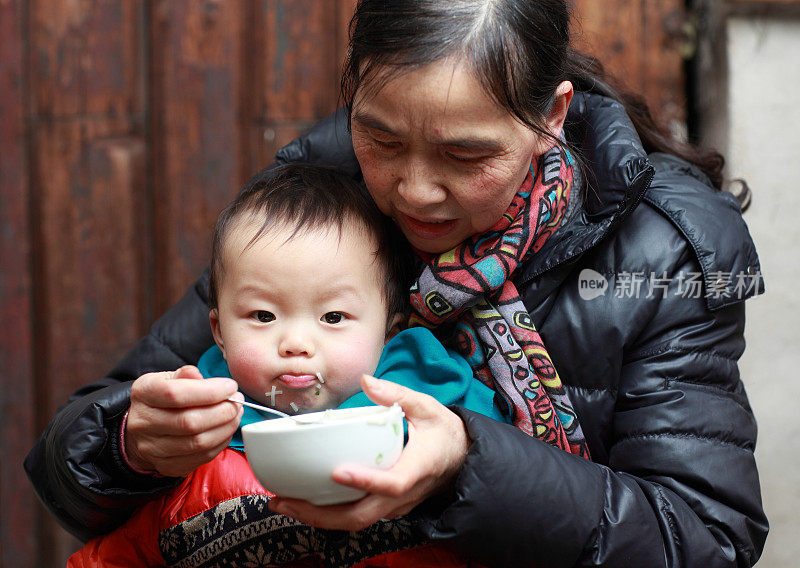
[643,153,763,310]
[517,92,654,284]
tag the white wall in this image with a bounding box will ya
[722,16,800,568]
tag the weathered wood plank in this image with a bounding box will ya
[572,0,687,131]
[249,1,354,172]
[255,0,340,122]
[150,0,247,315]
[0,1,38,565]
[572,0,646,88]
[29,0,142,117]
[337,0,358,69]
[32,123,146,417]
[32,125,148,566]
[642,0,688,135]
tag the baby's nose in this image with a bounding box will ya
[278,328,315,357]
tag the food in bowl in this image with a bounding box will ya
[241,404,404,505]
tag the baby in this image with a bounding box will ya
[68,163,503,567]
[203,161,409,417]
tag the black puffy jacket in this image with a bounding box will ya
[25,92,768,567]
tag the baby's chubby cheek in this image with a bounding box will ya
[224,345,269,396]
[329,343,381,389]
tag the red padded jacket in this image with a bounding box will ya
[68,448,476,567]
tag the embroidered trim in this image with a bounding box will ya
[159,494,426,567]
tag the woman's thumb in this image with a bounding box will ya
[173,365,203,380]
[360,374,434,419]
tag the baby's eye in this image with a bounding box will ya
[322,312,346,325]
[252,310,275,323]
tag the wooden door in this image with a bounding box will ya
[0,1,686,565]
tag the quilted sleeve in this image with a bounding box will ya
[24,271,214,541]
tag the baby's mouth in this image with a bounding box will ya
[276,374,318,389]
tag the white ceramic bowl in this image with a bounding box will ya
[241,404,404,505]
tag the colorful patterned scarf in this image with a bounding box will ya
[409,145,590,459]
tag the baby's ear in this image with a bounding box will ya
[385,313,406,342]
[209,308,227,359]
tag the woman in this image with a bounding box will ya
[26,1,768,566]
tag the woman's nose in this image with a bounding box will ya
[278,327,315,357]
[397,158,447,208]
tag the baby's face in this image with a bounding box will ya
[211,216,392,414]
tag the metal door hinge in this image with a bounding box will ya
[663,8,699,59]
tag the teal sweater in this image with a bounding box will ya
[197,327,509,448]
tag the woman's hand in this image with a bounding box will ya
[125,365,243,477]
[268,375,469,531]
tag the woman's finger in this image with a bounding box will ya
[270,494,390,532]
[330,453,438,498]
[173,364,204,380]
[333,390,468,495]
[132,371,238,408]
[129,396,242,436]
[129,407,242,477]
[359,374,439,421]
[153,437,234,478]
[133,399,244,449]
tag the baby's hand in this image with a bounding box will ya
[125,365,243,477]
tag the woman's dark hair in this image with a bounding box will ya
[341,0,724,189]
[208,163,414,318]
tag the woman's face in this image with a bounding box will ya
[351,58,561,253]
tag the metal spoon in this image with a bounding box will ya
[227,397,292,419]
[227,397,327,425]
[227,372,327,423]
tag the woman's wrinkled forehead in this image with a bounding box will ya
[353,55,479,107]
[351,58,527,140]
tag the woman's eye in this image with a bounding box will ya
[322,312,346,324]
[373,136,399,149]
[253,310,275,323]
[445,151,480,163]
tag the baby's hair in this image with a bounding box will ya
[208,162,413,320]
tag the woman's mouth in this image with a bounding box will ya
[276,374,318,389]
[398,213,457,240]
